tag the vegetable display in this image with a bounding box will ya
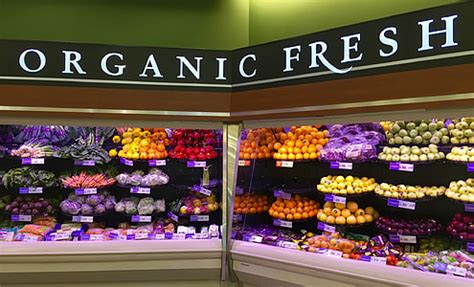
[114,197,165,215]
[5,196,55,216]
[109,128,170,160]
[55,138,110,164]
[115,169,169,187]
[320,123,385,162]
[14,125,71,145]
[10,140,57,158]
[168,129,219,160]
[2,167,56,188]
[61,172,116,189]
[60,191,116,215]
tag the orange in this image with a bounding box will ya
[302,212,309,219]
[311,138,318,145]
[265,152,272,158]
[283,208,290,215]
[239,152,244,158]
[278,213,286,220]
[288,154,296,160]
[318,138,326,145]
[287,140,295,147]
[303,153,310,160]
[294,147,301,154]
[294,213,302,220]
[308,146,316,153]
[279,147,287,154]
[295,140,303,148]
[257,152,265,159]
[249,208,257,214]
[287,147,294,154]
[250,153,257,159]
[316,144,323,151]
[286,214,294,220]
[280,154,288,160]
[243,153,250,159]
[310,152,317,159]
[274,153,281,160]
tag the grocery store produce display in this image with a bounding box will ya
[233,120,474,280]
[0,125,223,242]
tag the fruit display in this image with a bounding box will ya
[384,120,449,146]
[320,123,385,162]
[168,129,219,160]
[234,194,270,214]
[2,167,56,188]
[273,125,328,161]
[377,145,445,162]
[60,191,116,216]
[178,193,219,215]
[446,146,474,162]
[376,217,442,236]
[418,236,462,253]
[56,138,111,164]
[5,196,56,216]
[115,169,169,187]
[317,175,377,195]
[10,140,57,158]
[115,197,165,215]
[239,128,277,159]
[375,183,446,200]
[61,172,116,189]
[446,213,474,242]
[397,251,474,278]
[110,127,169,160]
[349,235,403,265]
[447,118,474,145]
[306,232,356,255]
[317,201,379,225]
[445,179,474,202]
[268,195,320,221]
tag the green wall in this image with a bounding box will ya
[0,0,463,49]
[248,0,463,45]
[0,0,249,50]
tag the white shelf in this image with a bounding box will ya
[0,239,222,285]
[231,240,473,287]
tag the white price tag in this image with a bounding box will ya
[22,158,45,165]
[447,265,467,277]
[276,160,294,168]
[135,233,149,240]
[199,187,212,196]
[11,214,32,222]
[187,161,206,168]
[19,187,43,194]
[75,188,98,195]
[148,159,166,166]
[317,222,336,233]
[325,249,343,258]
[238,160,251,166]
[249,235,263,243]
[190,215,209,222]
[324,194,346,204]
[370,257,387,264]
[131,215,152,223]
[130,187,151,194]
[399,235,417,244]
[398,200,416,210]
[273,219,292,228]
[330,162,353,170]
[279,241,298,249]
[72,216,93,223]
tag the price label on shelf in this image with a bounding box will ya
[275,161,294,168]
[80,234,105,241]
[389,234,417,244]
[325,249,343,258]
[19,187,43,194]
[273,219,293,228]
[74,160,96,166]
[465,204,474,213]
[130,187,151,194]
[11,214,32,222]
[317,222,336,233]
[72,216,93,223]
[190,215,209,222]
[467,242,474,252]
[120,158,134,167]
[447,265,467,277]
[135,233,149,240]
[131,215,152,223]
[197,186,212,196]
[324,194,346,204]
[389,162,414,172]
[277,241,298,250]
[233,214,243,221]
[75,188,97,195]
[238,160,251,167]
[21,158,45,165]
[329,161,353,170]
[149,159,166,167]
[249,235,263,243]
[273,190,291,200]
[467,163,474,172]
[361,256,387,265]
[187,161,206,168]
[235,186,244,195]
[168,212,179,222]
[387,198,416,210]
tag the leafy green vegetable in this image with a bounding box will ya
[3,167,56,188]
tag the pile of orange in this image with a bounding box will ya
[234,194,270,214]
[273,126,329,161]
[239,128,282,159]
[268,195,320,221]
[110,128,169,160]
